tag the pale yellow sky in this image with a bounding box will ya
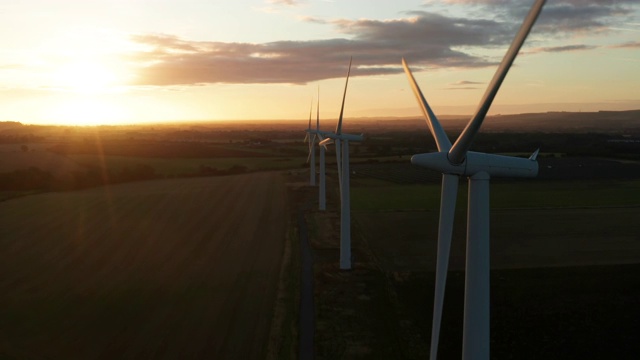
[0,0,638,125]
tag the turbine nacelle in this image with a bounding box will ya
[319,132,363,144]
[411,151,538,178]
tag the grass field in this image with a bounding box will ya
[302,168,640,359]
[351,179,640,211]
[0,172,289,359]
[67,154,304,176]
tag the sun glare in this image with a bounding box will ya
[51,61,122,93]
[50,97,129,126]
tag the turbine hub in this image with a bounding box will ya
[411,151,538,178]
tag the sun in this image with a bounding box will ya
[46,60,132,125]
[50,97,130,126]
[51,61,122,94]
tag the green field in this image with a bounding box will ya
[351,179,640,211]
[0,173,290,359]
[305,172,640,358]
[67,154,304,176]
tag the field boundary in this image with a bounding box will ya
[266,183,299,360]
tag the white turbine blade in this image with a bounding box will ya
[317,86,321,131]
[319,137,333,147]
[306,147,312,163]
[304,132,309,143]
[430,173,459,360]
[449,0,546,164]
[402,58,452,152]
[336,57,353,135]
[529,148,540,161]
[308,99,313,130]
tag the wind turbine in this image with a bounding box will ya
[316,89,327,211]
[304,88,331,210]
[319,57,363,270]
[304,102,316,186]
[402,1,545,359]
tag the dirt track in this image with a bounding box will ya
[0,172,287,359]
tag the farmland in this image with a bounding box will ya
[0,172,290,359]
[302,157,640,359]
[2,111,640,358]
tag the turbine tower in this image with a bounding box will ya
[402,1,545,359]
[319,57,363,270]
[317,88,327,210]
[305,88,331,210]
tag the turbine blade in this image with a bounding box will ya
[308,99,313,130]
[304,133,309,143]
[319,138,333,147]
[402,58,452,152]
[317,85,320,131]
[336,57,353,135]
[430,173,459,360]
[306,147,312,163]
[529,148,540,161]
[449,0,546,164]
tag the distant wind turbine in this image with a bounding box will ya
[319,57,363,270]
[402,0,545,359]
[316,88,327,210]
[304,87,331,210]
[304,101,316,186]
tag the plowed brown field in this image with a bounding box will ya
[0,172,287,359]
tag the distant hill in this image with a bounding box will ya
[344,110,640,134]
[0,121,23,131]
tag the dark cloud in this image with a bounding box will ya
[442,0,638,34]
[129,12,508,86]
[127,0,639,86]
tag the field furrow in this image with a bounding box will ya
[0,172,287,359]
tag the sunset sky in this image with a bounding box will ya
[1,0,639,125]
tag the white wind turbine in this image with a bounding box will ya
[316,89,328,211]
[403,1,545,359]
[304,88,331,210]
[319,57,363,270]
[304,102,316,186]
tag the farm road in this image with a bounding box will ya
[0,172,287,359]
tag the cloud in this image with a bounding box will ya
[609,41,640,48]
[523,44,598,54]
[267,0,302,5]
[449,80,484,85]
[299,15,327,24]
[126,0,639,86]
[128,12,511,86]
[441,0,639,34]
[444,86,479,90]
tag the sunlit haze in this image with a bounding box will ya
[1,0,639,125]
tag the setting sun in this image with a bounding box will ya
[50,96,130,126]
[51,61,122,93]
